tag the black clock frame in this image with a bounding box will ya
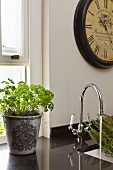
[74,0,113,69]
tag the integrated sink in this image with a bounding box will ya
[85,149,113,164]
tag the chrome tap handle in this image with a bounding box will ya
[68,114,75,130]
[70,114,75,125]
[84,113,92,132]
[86,113,92,126]
[68,114,85,136]
[68,114,79,135]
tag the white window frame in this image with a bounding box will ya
[0,0,29,65]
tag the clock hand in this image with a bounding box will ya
[99,15,113,47]
[104,25,112,45]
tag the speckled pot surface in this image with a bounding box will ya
[3,115,41,155]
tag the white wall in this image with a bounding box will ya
[29,0,43,136]
[42,0,113,128]
[29,0,42,85]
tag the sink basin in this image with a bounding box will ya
[85,149,113,163]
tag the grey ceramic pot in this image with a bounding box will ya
[3,115,41,155]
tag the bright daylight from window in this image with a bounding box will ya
[0,0,27,144]
[1,0,21,55]
[0,66,25,139]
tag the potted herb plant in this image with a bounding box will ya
[0,78,54,155]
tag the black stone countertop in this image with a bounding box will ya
[0,136,113,170]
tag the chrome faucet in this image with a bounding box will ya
[69,83,104,136]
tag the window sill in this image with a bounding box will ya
[0,135,7,144]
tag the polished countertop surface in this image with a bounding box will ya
[0,136,113,170]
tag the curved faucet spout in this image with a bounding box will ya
[68,83,104,137]
[80,83,104,126]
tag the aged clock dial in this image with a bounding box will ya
[74,0,113,68]
[85,0,113,61]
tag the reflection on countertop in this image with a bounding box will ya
[0,137,113,170]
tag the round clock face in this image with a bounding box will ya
[74,0,113,68]
[85,0,113,61]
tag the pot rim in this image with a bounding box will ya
[3,114,41,119]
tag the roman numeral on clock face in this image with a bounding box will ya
[85,24,92,29]
[104,49,107,58]
[88,35,94,45]
[88,10,94,16]
[104,0,108,8]
[95,0,100,9]
[94,45,100,55]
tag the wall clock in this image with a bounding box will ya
[74,0,113,68]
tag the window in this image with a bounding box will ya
[0,0,29,64]
[0,0,28,144]
[0,0,43,143]
[1,0,21,55]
